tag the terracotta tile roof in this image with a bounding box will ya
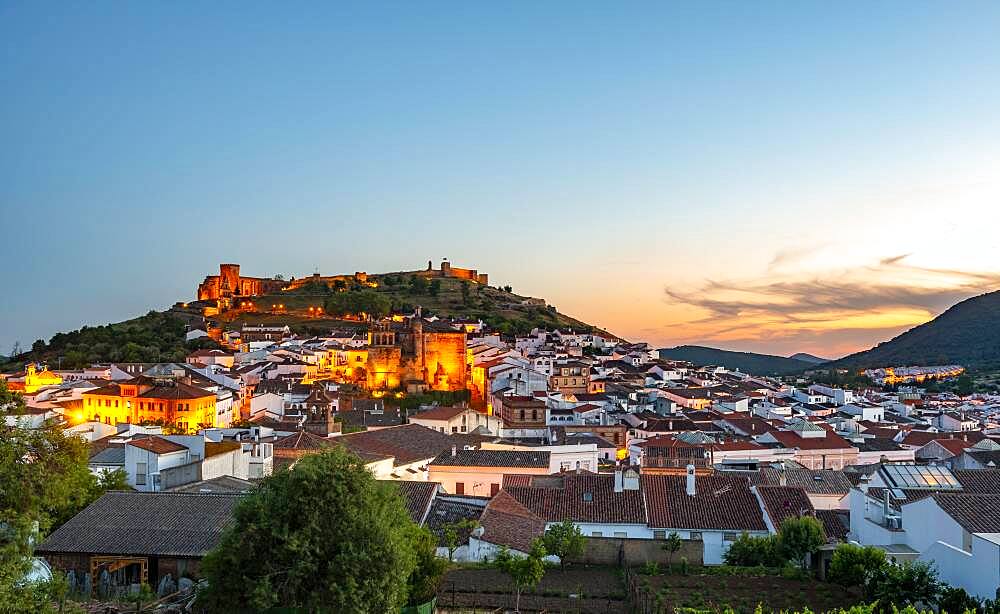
[766,430,857,451]
[954,469,1000,493]
[383,480,439,525]
[505,472,646,524]
[919,438,970,457]
[127,436,187,455]
[410,406,469,422]
[336,424,454,466]
[137,381,215,400]
[274,430,334,451]
[205,440,243,458]
[430,449,550,469]
[480,491,546,553]
[816,509,849,541]
[902,430,985,447]
[643,474,767,531]
[771,470,854,496]
[35,491,240,557]
[755,485,814,529]
[932,493,1000,533]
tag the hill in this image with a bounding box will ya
[658,345,815,375]
[827,290,1000,371]
[212,275,608,339]
[788,353,829,364]
[3,276,613,372]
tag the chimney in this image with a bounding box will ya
[614,469,624,493]
[686,464,696,496]
[779,469,787,487]
[451,445,457,457]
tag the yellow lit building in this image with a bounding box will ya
[6,363,63,394]
[82,376,216,432]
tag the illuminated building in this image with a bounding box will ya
[82,376,216,432]
[196,263,284,303]
[366,315,468,392]
[7,363,63,394]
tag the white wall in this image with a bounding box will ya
[921,536,1000,601]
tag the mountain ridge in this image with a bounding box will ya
[658,345,815,375]
[826,290,1000,370]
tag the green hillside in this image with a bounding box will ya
[659,345,815,375]
[828,291,1000,370]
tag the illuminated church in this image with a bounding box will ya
[366,313,468,393]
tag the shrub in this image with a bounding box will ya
[828,543,888,590]
[723,533,785,567]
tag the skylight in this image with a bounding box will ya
[881,464,962,490]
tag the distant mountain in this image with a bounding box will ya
[788,353,829,364]
[829,291,1000,370]
[658,345,815,375]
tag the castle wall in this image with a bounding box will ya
[422,332,468,391]
[367,346,402,390]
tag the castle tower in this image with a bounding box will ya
[220,264,241,297]
[412,315,424,372]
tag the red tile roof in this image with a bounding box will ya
[642,474,767,531]
[755,485,814,530]
[505,472,646,524]
[128,436,187,455]
[480,491,546,553]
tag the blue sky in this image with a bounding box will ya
[3,2,1000,356]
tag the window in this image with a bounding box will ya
[491,483,500,497]
[653,530,667,540]
[560,461,572,471]
[582,492,593,502]
[136,463,147,485]
[689,532,702,541]
[591,531,603,537]
[723,532,739,542]
[614,531,627,538]
[455,482,465,495]
[451,426,458,433]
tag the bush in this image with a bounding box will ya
[937,586,982,614]
[828,544,888,590]
[723,534,785,567]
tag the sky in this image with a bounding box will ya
[2,2,1000,359]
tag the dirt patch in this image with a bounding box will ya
[437,566,627,613]
[629,570,864,613]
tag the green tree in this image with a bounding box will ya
[937,585,982,614]
[442,518,479,562]
[428,279,441,297]
[828,543,888,591]
[869,560,941,611]
[198,448,423,612]
[459,282,471,306]
[777,516,824,570]
[494,541,547,613]
[405,525,448,607]
[409,275,428,295]
[723,533,784,567]
[324,290,391,320]
[662,531,682,569]
[541,519,585,570]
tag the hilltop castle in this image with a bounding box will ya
[196,260,488,303]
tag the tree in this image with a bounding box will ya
[502,285,512,293]
[324,290,391,320]
[494,541,547,613]
[938,585,982,614]
[0,381,120,613]
[828,544,888,590]
[442,518,479,562]
[777,516,824,570]
[406,525,448,607]
[723,533,784,567]
[409,275,428,295]
[541,519,584,570]
[662,532,682,569]
[198,448,424,612]
[428,279,441,297]
[868,560,941,611]
[459,282,471,306]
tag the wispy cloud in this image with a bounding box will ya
[661,254,1000,356]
